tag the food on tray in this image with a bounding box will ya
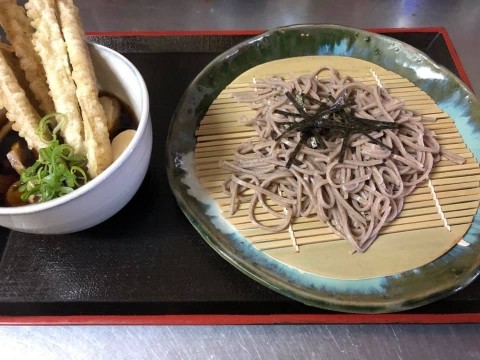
[0,0,136,206]
[0,0,54,115]
[217,67,465,253]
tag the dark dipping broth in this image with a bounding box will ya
[0,93,138,207]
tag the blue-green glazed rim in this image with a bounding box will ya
[166,24,480,313]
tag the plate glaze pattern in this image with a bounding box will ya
[166,24,480,313]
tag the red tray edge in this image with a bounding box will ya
[1,313,480,326]
[3,27,473,326]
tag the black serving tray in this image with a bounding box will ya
[0,28,478,323]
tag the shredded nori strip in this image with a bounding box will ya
[273,90,399,167]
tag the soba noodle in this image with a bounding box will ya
[220,67,462,253]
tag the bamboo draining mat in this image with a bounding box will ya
[194,56,480,275]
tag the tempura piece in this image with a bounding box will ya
[99,95,121,135]
[0,107,11,141]
[0,108,7,125]
[0,0,54,114]
[57,0,112,177]
[0,42,13,52]
[0,122,13,144]
[25,0,85,155]
[7,140,35,175]
[1,41,41,114]
[0,49,43,150]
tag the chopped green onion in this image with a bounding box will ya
[18,113,88,202]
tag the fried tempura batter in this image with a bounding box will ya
[100,95,121,134]
[57,0,112,177]
[1,0,117,181]
[25,0,85,155]
[1,41,41,114]
[0,0,54,115]
[0,49,43,150]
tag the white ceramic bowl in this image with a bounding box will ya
[0,43,152,234]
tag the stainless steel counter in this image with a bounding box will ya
[80,0,480,94]
[0,324,479,359]
[2,1,480,359]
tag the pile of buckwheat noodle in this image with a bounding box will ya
[221,67,464,253]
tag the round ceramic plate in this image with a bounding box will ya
[166,24,480,313]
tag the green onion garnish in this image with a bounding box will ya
[18,113,88,202]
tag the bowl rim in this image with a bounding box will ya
[0,42,150,215]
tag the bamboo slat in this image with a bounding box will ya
[192,56,480,278]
